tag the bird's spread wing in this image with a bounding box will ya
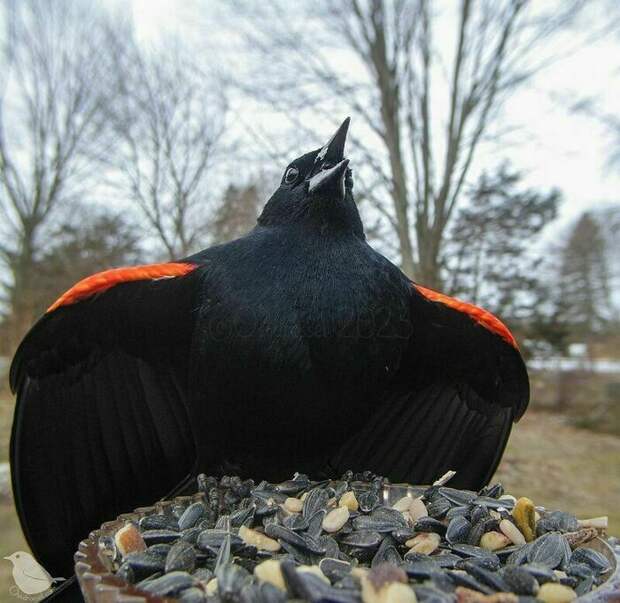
[330,282,529,490]
[10,262,203,577]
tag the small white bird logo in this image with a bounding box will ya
[3,551,64,596]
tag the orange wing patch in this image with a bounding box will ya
[47,262,198,313]
[414,284,518,350]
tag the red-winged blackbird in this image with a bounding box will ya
[10,118,528,579]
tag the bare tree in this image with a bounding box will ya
[595,110,620,172]
[108,36,228,259]
[228,0,587,287]
[570,97,620,172]
[0,0,117,343]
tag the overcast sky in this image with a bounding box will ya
[128,0,619,233]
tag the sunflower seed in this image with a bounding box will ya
[105,473,610,602]
[165,540,196,573]
[527,533,568,569]
[570,547,610,574]
[323,506,350,533]
[536,582,577,603]
[178,502,206,531]
[141,571,196,597]
[500,566,539,596]
[446,516,472,545]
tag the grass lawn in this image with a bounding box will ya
[494,410,620,534]
[0,402,618,601]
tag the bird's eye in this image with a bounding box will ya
[284,166,299,184]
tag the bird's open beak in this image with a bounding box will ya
[308,117,350,201]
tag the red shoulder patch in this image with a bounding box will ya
[47,262,198,313]
[414,284,518,350]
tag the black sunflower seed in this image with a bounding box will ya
[265,524,325,554]
[116,562,135,584]
[357,490,380,513]
[413,585,454,602]
[392,526,416,543]
[302,488,329,519]
[426,498,451,519]
[467,518,498,546]
[339,530,382,549]
[456,554,500,572]
[165,540,196,573]
[478,484,504,499]
[318,534,340,559]
[501,566,539,596]
[217,562,252,599]
[196,529,243,552]
[474,496,515,510]
[470,505,491,525]
[460,561,509,592]
[141,570,195,597]
[106,473,608,602]
[520,563,558,584]
[230,506,255,528]
[571,547,610,574]
[402,559,438,579]
[351,515,398,533]
[371,506,408,527]
[446,570,494,594]
[575,574,595,597]
[446,505,471,521]
[371,535,401,567]
[140,514,179,531]
[566,561,596,579]
[306,509,326,540]
[527,532,567,569]
[438,487,477,506]
[414,517,447,535]
[142,529,181,545]
[178,502,206,531]
[433,553,462,569]
[276,478,312,496]
[449,543,499,564]
[319,557,351,582]
[180,586,207,603]
[446,516,471,544]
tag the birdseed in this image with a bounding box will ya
[105,471,612,602]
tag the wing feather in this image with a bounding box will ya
[329,284,528,490]
[10,265,203,577]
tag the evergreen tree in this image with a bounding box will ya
[558,212,612,335]
[211,183,263,245]
[445,165,559,320]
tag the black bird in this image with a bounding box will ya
[10,118,528,580]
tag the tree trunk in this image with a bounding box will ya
[393,197,416,279]
[416,228,443,289]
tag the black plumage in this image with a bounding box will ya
[10,118,528,579]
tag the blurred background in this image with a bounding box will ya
[0,0,619,597]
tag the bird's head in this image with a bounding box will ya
[258,117,364,238]
[3,551,32,566]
